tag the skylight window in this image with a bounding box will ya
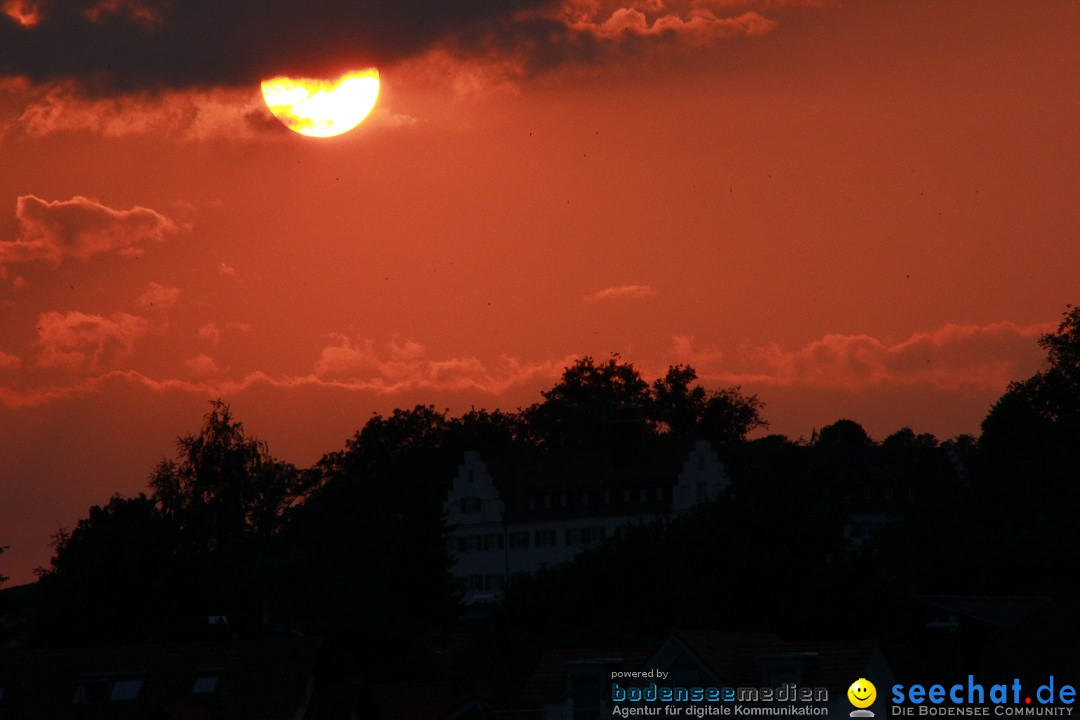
[192,670,221,695]
[73,674,144,703]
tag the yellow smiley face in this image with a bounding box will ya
[848,678,877,708]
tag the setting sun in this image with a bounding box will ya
[260,69,380,138]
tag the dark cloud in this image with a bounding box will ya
[0,0,552,91]
[0,0,806,93]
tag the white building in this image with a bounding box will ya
[443,440,730,603]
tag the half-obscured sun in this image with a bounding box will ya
[261,69,379,138]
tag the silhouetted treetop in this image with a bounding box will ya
[523,356,766,451]
[815,419,873,448]
[524,355,652,451]
[149,400,315,548]
[882,427,938,450]
[981,304,1080,453]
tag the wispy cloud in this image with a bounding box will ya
[0,350,20,370]
[584,284,656,302]
[678,321,1052,391]
[137,281,180,309]
[35,310,148,371]
[312,336,573,394]
[185,354,223,377]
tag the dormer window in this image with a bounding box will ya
[110,676,144,701]
[73,673,144,703]
[192,669,221,695]
[460,497,481,514]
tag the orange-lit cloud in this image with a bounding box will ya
[587,8,775,41]
[9,83,276,140]
[198,323,221,344]
[185,354,223,377]
[0,195,178,270]
[680,321,1053,392]
[137,281,180,309]
[0,318,1053,411]
[35,310,148,371]
[312,336,573,394]
[0,350,20,369]
[1,0,40,27]
[585,284,656,301]
[83,0,161,26]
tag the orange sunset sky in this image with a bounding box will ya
[1,0,1078,582]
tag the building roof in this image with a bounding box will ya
[519,647,651,702]
[667,630,881,690]
[912,595,1048,629]
[477,442,714,523]
[664,630,785,686]
[0,637,321,720]
[981,596,1080,682]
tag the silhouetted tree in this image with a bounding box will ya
[447,407,529,456]
[882,427,938,450]
[283,405,458,676]
[648,364,707,437]
[982,305,1080,454]
[816,419,873,448]
[149,400,315,549]
[524,355,652,451]
[0,544,7,587]
[698,386,767,445]
[33,495,190,644]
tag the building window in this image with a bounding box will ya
[528,496,536,511]
[590,527,607,543]
[698,456,706,471]
[602,491,611,504]
[460,575,483,592]
[885,487,894,500]
[459,535,480,553]
[535,529,556,547]
[656,487,664,501]
[623,489,630,503]
[560,494,568,508]
[192,670,221,696]
[544,495,552,509]
[510,531,530,548]
[460,497,481,514]
[581,492,589,506]
[696,482,707,501]
[73,674,144,704]
[484,533,504,551]
[485,574,505,592]
[74,676,111,703]
[566,528,581,545]
[639,488,646,501]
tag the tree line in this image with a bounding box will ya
[0,305,1077,686]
